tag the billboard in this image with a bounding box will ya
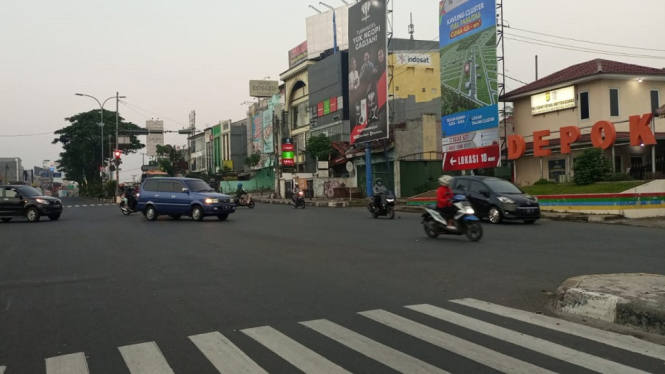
[289,41,308,68]
[262,109,274,154]
[306,5,350,59]
[249,80,279,97]
[348,0,388,145]
[531,86,576,115]
[251,114,262,154]
[439,0,500,171]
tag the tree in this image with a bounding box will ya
[306,134,333,161]
[245,153,261,167]
[52,109,145,189]
[572,148,613,185]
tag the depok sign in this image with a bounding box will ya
[508,113,656,159]
[347,0,388,145]
[531,86,576,115]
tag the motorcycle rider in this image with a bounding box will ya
[372,178,387,211]
[292,181,301,205]
[235,183,247,204]
[120,183,137,210]
[437,175,457,230]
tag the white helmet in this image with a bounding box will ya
[438,175,453,186]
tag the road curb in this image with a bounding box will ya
[254,199,351,208]
[555,274,665,336]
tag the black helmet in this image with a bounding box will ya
[376,178,383,185]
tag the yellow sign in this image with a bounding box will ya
[222,160,234,170]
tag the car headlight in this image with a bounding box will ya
[204,198,219,204]
[498,196,515,204]
[36,198,49,204]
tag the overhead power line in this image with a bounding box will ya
[0,131,55,138]
[509,27,665,53]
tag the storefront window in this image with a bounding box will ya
[292,102,309,129]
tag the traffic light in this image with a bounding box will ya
[114,150,121,159]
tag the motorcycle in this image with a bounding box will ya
[368,191,396,219]
[234,193,255,209]
[421,195,483,242]
[293,190,306,209]
[119,193,139,215]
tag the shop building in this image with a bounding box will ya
[502,59,665,185]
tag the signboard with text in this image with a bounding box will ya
[348,0,388,144]
[439,0,499,171]
[288,41,308,68]
[249,80,279,97]
[531,86,576,115]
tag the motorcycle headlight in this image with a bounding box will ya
[36,198,49,204]
[498,196,515,204]
[386,198,394,202]
[204,198,219,204]
[465,208,475,214]
[136,193,140,198]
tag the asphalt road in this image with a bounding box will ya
[1,197,664,373]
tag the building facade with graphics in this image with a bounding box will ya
[502,59,665,185]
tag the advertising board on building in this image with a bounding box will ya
[306,5,350,59]
[249,80,279,97]
[531,86,576,115]
[252,114,263,154]
[348,0,388,145]
[395,53,432,66]
[262,109,274,154]
[439,0,500,171]
[289,41,308,68]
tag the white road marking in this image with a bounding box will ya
[242,325,349,374]
[75,205,80,208]
[451,298,665,361]
[300,319,448,374]
[118,342,174,374]
[407,304,649,374]
[81,205,87,207]
[189,331,268,374]
[45,352,89,374]
[0,365,6,374]
[359,310,552,374]
[67,205,72,208]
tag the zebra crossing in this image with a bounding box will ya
[4,298,664,373]
[65,204,114,208]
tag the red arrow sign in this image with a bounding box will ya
[443,145,501,171]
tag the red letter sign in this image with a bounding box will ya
[560,126,581,154]
[591,120,616,149]
[507,135,526,160]
[533,130,551,157]
[629,113,656,146]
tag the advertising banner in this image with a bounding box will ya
[249,80,279,97]
[252,115,262,154]
[439,0,499,170]
[531,86,576,115]
[442,145,500,171]
[288,41,308,68]
[262,109,274,154]
[348,0,388,145]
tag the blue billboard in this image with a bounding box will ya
[439,0,499,138]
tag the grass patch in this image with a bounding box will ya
[521,181,646,196]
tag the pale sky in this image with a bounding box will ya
[1,0,664,182]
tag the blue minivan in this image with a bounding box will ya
[137,177,236,221]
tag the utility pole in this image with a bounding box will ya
[115,92,120,201]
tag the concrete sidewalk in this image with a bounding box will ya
[555,274,665,336]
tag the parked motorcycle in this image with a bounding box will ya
[234,193,255,209]
[421,195,483,242]
[368,191,396,219]
[293,190,306,209]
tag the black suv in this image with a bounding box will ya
[0,185,63,222]
[450,176,540,224]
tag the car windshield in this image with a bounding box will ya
[17,186,43,197]
[184,179,215,192]
[484,179,523,194]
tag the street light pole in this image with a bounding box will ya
[115,92,127,201]
[75,93,116,193]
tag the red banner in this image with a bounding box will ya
[317,102,324,117]
[442,145,500,171]
[330,97,337,113]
